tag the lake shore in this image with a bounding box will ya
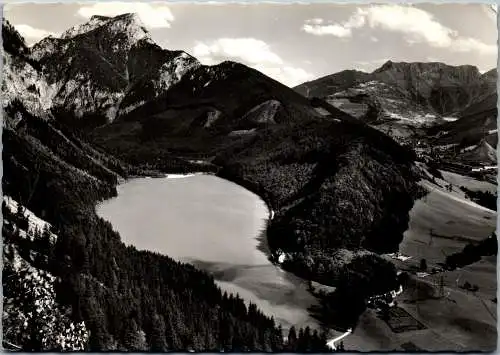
[96,174,324,333]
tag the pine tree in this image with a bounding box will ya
[338,341,345,351]
[297,328,305,351]
[150,313,167,351]
[287,326,297,351]
[124,319,147,351]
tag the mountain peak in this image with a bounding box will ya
[112,12,140,21]
[105,13,147,30]
[2,18,29,56]
[61,12,148,40]
[482,68,498,80]
[90,15,111,21]
[373,60,481,77]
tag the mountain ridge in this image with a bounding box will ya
[4,14,427,349]
[296,60,495,116]
[294,60,497,159]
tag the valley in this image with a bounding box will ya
[343,167,497,351]
[2,8,497,352]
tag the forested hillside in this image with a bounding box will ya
[215,118,424,288]
[2,20,331,351]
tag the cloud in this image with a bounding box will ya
[302,5,496,55]
[302,23,352,38]
[192,38,313,87]
[255,65,314,87]
[77,2,174,28]
[193,38,283,65]
[451,37,497,54]
[301,10,365,38]
[14,24,57,41]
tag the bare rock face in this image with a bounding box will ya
[240,100,282,125]
[372,61,484,115]
[297,61,495,120]
[2,20,53,118]
[23,13,200,124]
[295,61,497,151]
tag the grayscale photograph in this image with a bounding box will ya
[2,2,497,352]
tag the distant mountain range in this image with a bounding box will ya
[295,61,496,118]
[295,61,497,164]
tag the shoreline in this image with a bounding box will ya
[97,172,326,334]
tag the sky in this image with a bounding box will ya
[3,2,498,87]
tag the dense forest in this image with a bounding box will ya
[460,186,497,211]
[215,118,423,288]
[2,98,332,351]
[311,254,400,331]
[444,232,497,270]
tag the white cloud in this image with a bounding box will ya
[301,10,365,38]
[302,5,496,55]
[255,65,314,87]
[192,38,313,87]
[193,38,282,65]
[452,37,497,54]
[302,23,352,38]
[14,24,57,40]
[77,2,174,28]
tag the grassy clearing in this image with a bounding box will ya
[399,179,495,265]
[345,170,497,351]
[439,170,497,194]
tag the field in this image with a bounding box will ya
[343,168,497,351]
[439,170,497,194]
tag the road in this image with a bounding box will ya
[326,328,352,350]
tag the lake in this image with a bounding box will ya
[96,174,321,332]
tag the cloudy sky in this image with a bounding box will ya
[4,2,498,87]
